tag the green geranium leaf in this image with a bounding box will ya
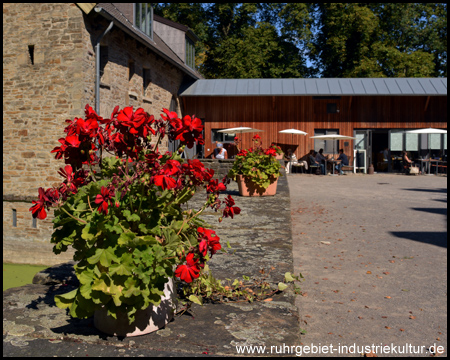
[284,272,295,282]
[118,231,136,246]
[88,247,118,267]
[110,262,133,276]
[278,282,288,291]
[54,289,77,309]
[188,295,203,306]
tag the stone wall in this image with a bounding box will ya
[3,3,85,198]
[200,159,235,180]
[3,3,191,265]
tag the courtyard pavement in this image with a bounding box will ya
[288,173,447,357]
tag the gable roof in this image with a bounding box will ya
[94,3,202,80]
[180,78,447,97]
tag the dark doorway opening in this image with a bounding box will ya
[372,131,389,172]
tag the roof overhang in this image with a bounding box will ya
[180,78,447,97]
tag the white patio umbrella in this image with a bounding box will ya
[309,134,356,158]
[279,129,308,157]
[405,128,447,174]
[218,127,263,134]
[218,127,263,151]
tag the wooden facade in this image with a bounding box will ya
[182,95,447,161]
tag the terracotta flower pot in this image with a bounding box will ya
[236,175,278,197]
[93,278,176,337]
[275,154,284,160]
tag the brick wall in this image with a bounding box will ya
[3,3,189,265]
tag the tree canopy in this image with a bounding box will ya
[154,3,447,78]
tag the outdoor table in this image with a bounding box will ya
[430,159,447,175]
[327,159,341,176]
[416,159,445,175]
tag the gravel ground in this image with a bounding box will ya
[289,173,447,357]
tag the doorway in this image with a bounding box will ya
[372,130,389,172]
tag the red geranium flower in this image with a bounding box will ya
[198,227,221,256]
[153,160,181,190]
[174,253,201,283]
[58,165,78,194]
[29,187,49,220]
[265,148,277,156]
[94,186,114,215]
[222,195,241,219]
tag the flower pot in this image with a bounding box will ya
[236,175,278,197]
[275,154,284,160]
[93,278,176,337]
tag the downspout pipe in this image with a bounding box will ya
[94,17,114,114]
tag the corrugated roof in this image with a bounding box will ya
[95,4,202,80]
[180,78,447,96]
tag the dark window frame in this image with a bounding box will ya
[211,129,236,144]
[314,129,340,153]
[134,3,153,40]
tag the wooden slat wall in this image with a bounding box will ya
[183,95,447,158]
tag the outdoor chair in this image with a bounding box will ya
[340,156,354,174]
[292,163,305,174]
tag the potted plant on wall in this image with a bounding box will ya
[29,105,240,337]
[227,135,282,196]
[270,143,284,160]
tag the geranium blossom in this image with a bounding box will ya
[265,148,277,157]
[95,186,114,215]
[222,195,241,219]
[174,253,201,283]
[197,227,221,256]
[29,187,50,219]
[57,165,78,194]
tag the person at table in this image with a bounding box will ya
[315,148,328,175]
[335,149,349,175]
[309,150,324,175]
[284,149,298,174]
[213,142,228,159]
[402,151,413,173]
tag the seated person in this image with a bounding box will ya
[297,153,309,171]
[315,148,328,174]
[213,142,227,159]
[309,150,324,175]
[335,149,349,175]
[284,149,298,174]
[402,151,413,173]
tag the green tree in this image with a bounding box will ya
[155,3,312,79]
[155,3,446,78]
[311,3,447,77]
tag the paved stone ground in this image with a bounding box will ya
[289,173,447,357]
[3,172,300,357]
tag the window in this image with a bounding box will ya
[212,129,235,143]
[128,60,135,81]
[314,129,339,153]
[28,45,35,65]
[143,67,151,94]
[12,209,17,227]
[134,3,153,39]
[185,37,195,69]
[327,103,338,113]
